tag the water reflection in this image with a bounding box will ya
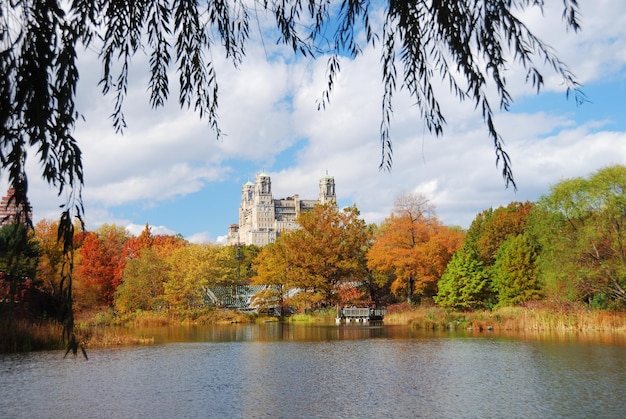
[131,321,626,346]
[1,324,625,418]
[131,322,422,344]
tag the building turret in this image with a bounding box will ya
[319,171,336,204]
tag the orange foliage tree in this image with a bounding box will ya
[367,193,464,303]
[75,225,128,306]
[121,224,154,261]
[253,204,371,311]
[465,201,534,266]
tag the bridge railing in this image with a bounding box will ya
[341,307,370,318]
[340,307,387,320]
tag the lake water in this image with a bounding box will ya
[1,323,625,418]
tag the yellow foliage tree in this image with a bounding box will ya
[34,219,64,298]
[164,244,235,309]
[251,242,290,314]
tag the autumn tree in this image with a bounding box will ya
[253,204,371,311]
[75,225,128,306]
[252,242,291,315]
[151,233,188,258]
[33,219,64,299]
[367,193,464,303]
[115,224,161,294]
[114,227,186,312]
[222,244,261,287]
[465,202,534,266]
[115,248,169,313]
[530,165,626,307]
[28,219,82,318]
[164,244,236,309]
[121,224,155,262]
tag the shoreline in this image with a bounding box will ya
[2,305,625,353]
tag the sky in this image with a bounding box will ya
[4,1,626,244]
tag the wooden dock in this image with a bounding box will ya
[336,307,387,323]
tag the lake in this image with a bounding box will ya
[1,323,625,418]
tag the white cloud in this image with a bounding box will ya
[9,2,626,239]
[186,232,214,244]
[126,223,176,237]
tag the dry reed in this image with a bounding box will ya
[0,319,65,352]
[385,304,626,333]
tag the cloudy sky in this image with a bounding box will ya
[6,1,626,243]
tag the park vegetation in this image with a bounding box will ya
[2,165,626,352]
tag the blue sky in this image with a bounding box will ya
[5,1,626,243]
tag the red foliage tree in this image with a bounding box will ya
[76,226,128,306]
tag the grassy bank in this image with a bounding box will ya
[3,304,625,352]
[384,303,626,333]
[0,319,65,352]
[74,308,263,348]
[1,308,262,352]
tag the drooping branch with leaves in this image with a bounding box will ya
[1,0,583,351]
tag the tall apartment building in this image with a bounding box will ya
[227,171,336,246]
[0,188,32,226]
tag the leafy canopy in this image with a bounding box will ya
[531,165,626,306]
[491,233,541,307]
[435,249,490,310]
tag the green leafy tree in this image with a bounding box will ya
[435,249,490,310]
[531,165,626,306]
[0,223,40,305]
[491,234,541,307]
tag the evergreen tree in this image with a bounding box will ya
[435,249,490,310]
[491,234,541,307]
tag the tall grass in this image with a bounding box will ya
[289,307,337,323]
[74,322,162,347]
[385,303,626,332]
[5,303,624,352]
[0,319,64,353]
